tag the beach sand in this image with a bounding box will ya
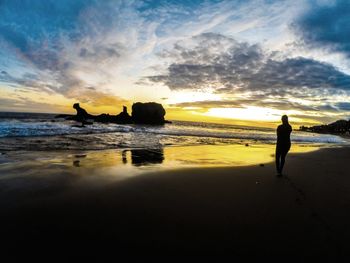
[1,146,350,260]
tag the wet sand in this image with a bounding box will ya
[1,146,350,260]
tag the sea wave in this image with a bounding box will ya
[0,119,134,138]
[0,118,347,145]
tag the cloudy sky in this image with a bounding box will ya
[0,0,350,126]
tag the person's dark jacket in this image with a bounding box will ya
[277,124,292,149]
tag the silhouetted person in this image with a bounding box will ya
[276,115,292,176]
[73,103,91,126]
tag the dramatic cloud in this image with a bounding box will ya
[146,33,350,93]
[295,0,350,58]
[0,0,350,123]
[336,102,350,111]
[0,0,149,106]
[0,97,67,113]
[172,98,342,113]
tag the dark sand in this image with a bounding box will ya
[1,146,350,260]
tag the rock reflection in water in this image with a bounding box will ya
[122,149,164,166]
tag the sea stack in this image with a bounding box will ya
[132,102,166,124]
[56,102,168,125]
[113,105,132,124]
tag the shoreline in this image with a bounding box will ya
[0,142,322,181]
[1,145,350,258]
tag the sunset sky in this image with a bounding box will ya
[1,0,350,127]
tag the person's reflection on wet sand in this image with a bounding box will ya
[121,148,164,166]
[122,150,128,164]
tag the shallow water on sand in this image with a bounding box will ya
[0,144,320,182]
[0,112,348,151]
[0,112,346,192]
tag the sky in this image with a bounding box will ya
[1,0,350,127]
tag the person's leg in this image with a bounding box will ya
[275,148,281,174]
[279,149,289,174]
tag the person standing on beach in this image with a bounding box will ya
[276,115,292,176]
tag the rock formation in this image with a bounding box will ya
[113,106,133,124]
[55,102,169,125]
[300,119,350,134]
[132,102,166,124]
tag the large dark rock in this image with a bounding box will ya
[89,105,133,124]
[55,104,133,124]
[114,106,133,124]
[131,102,166,124]
[73,103,92,121]
[300,119,350,134]
[55,102,168,125]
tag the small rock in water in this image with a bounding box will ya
[259,163,264,167]
[245,143,249,147]
[75,154,87,158]
[73,160,80,167]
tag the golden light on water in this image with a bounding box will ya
[0,144,320,180]
[2,79,344,127]
[205,107,299,122]
[162,144,318,167]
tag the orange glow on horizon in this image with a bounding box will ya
[0,85,333,128]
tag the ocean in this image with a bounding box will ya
[0,112,347,152]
